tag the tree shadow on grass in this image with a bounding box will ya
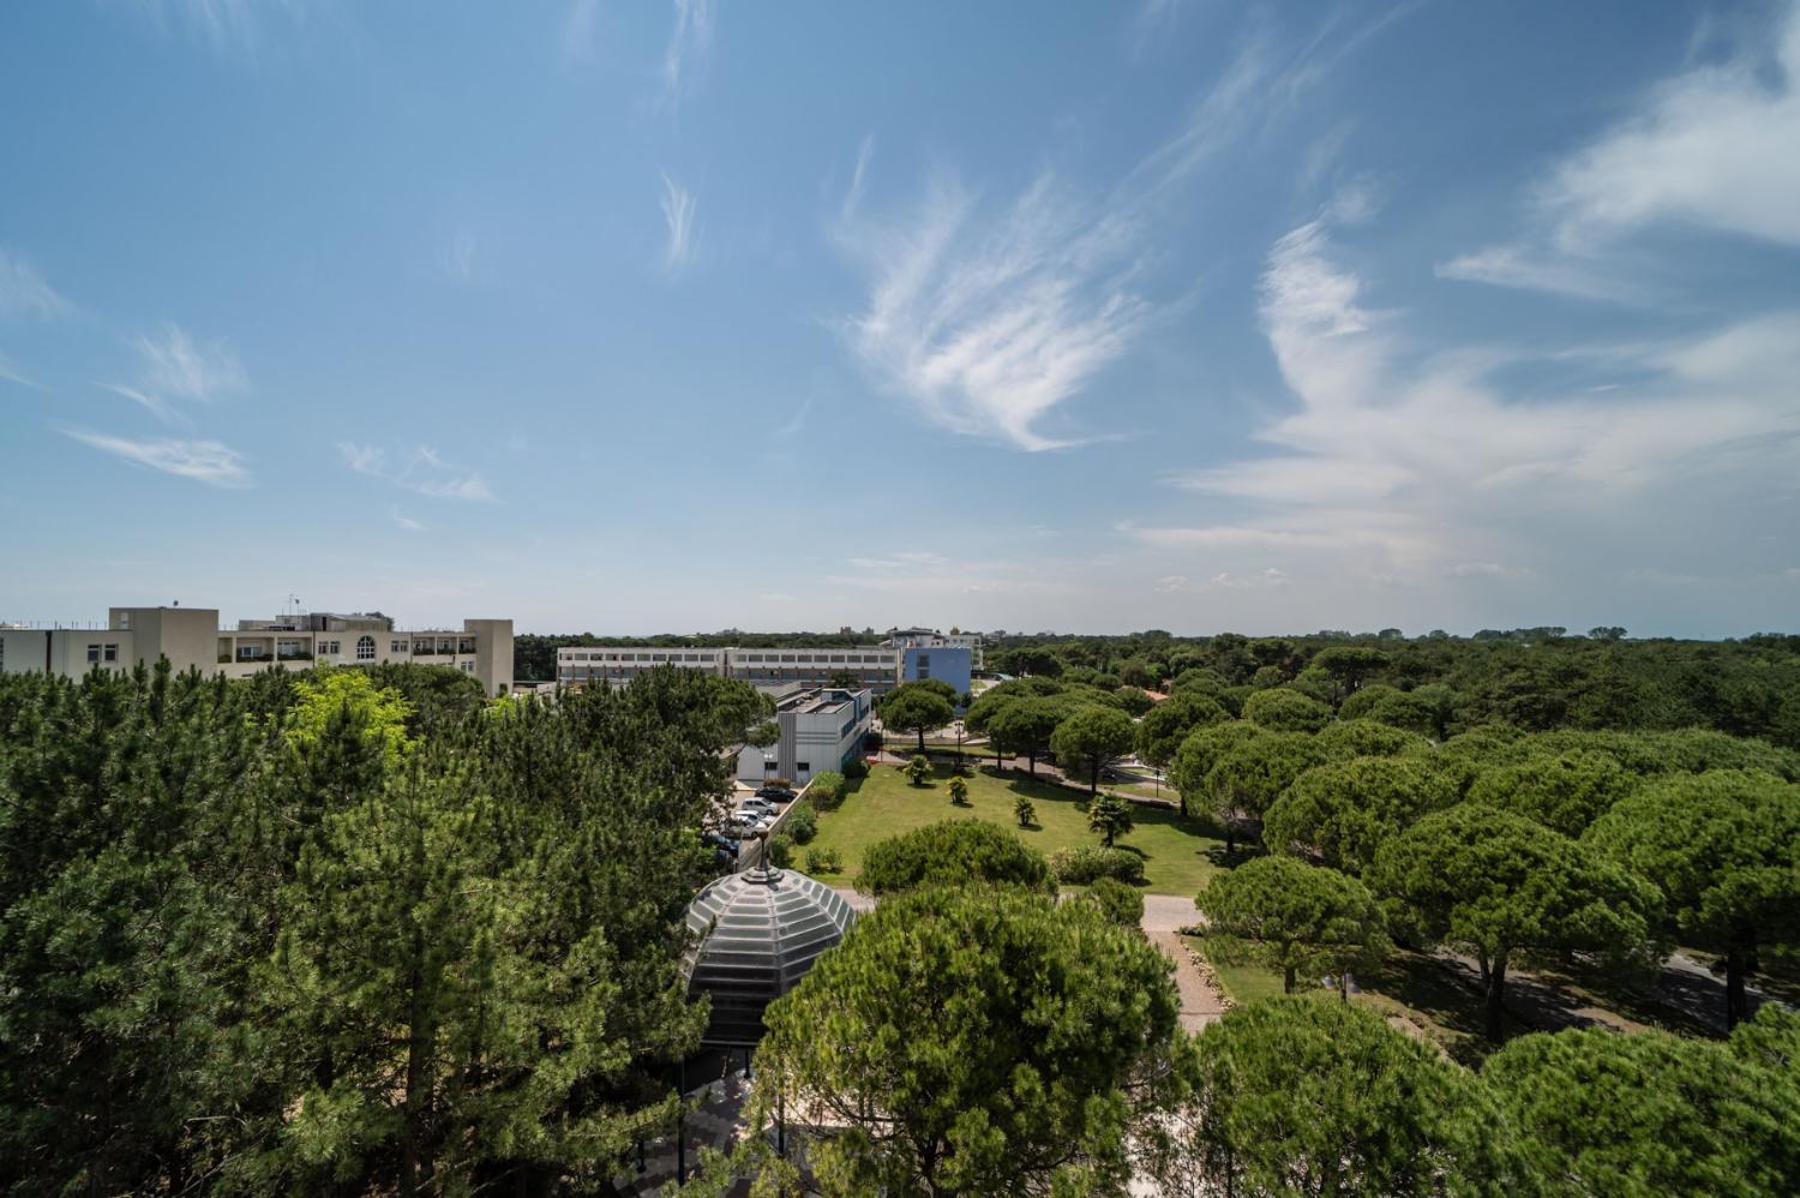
[1358,951,1525,1067]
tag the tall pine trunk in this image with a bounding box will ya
[1484,953,1509,1043]
[1726,944,1751,1029]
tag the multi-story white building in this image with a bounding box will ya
[734,687,875,785]
[557,645,903,692]
[0,605,514,696]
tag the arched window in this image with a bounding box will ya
[356,634,376,661]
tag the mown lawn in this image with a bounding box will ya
[800,760,1225,895]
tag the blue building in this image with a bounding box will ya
[902,644,971,700]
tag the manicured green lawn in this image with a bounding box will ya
[801,760,1225,895]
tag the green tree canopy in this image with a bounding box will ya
[1167,720,1266,819]
[1373,804,1659,1041]
[880,684,956,752]
[1241,687,1334,733]
[988,696,1066,777]
[1149,997,1523,1197]
[857,820,1051,897]
[1308,646,1390,698]
[752,886,1181,1196]
[1585,769,1800,1027]
[1050,705,1136,795]
[1483,1026,1800,1196]
[1196,856,1389,995]
[1315,717,1434,761]
[1135,693,1230,770]
[1263,756,1455,876]
[1201,731,1327,855]
[1466,748,1641,837]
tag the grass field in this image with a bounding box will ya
[800,759,1225,895]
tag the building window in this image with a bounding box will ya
[356,635,376,661]
[104,644,118,662]
[323,640,339,656]
[87,644,101,664]
[392,640,407,653]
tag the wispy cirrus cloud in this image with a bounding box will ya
[835,10,1412,453]
[0,351,43,389]
[339,442,496,501]
[390,507,427,533]
[1144,208,1800,584]
[661,0,713,105]
[61,428,252,487]
[97,323,246,424]
[1441,3,1800,300]
[660,174,698,275]
[0,248,72,319]
[120,0,332,60]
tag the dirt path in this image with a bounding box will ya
[1147,929,1229,1031]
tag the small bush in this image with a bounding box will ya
[1050,845,1146,886]
[786,805,818,845]
[808,770,847,809]
[843,756,870,781]
[1014,795,1037,828]
[767,834,795,869]
[859,820,1051,896]
[906,754,931,786]
[804,846,843,874]
[1079,876,1145,926]
[948,776,970,805]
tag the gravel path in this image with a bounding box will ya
[1146,929,1228,1031]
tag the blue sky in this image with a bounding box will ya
[3,1,1798,636]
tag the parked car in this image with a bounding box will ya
[738,797,778,815]
[733,807,776,832]
[755,785,796,801]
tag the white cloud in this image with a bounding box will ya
[0,248,72,319]
[0,351,42,389]
[1547,5,1800,249]
[1153,214,1800,585]
[660,174,698,275]
[661,0,713,104]
[1441,4,1800,300]
[122,0,330,59]
[63,429,251,488]
[338,442,496,502]
[1434,244,1643,304]
[390,507,427,533]
[841,134,875,225]
[96,383,184,424]
[561,0,600,64]
[839,172,1151,451]
[130,323,246,402]
[442,229,476,282]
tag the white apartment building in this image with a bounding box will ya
[1,605,514,696]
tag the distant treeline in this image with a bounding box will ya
[520,626,1800,749]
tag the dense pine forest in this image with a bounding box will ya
[0,662,768,1195]
[5,630,1799,1195]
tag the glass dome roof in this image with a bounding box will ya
[685,867,857,1047]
